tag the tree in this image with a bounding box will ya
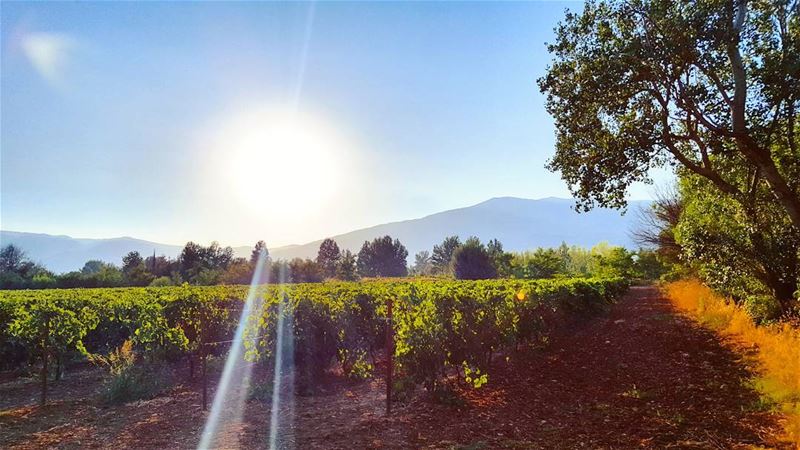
[511,248,565,279]
[206,242,234,270]
[452,237,497,280]
[487,239,512,277]
[356,236,408,278]
[592,245,637,279]
[675,172,799,312]
[336,250,359,281]
[411,251,433,276]
[316,238,342,279]
[221,257,254,285]
[251,240,269,265]
[539,0,800,228]
[431,236,461,274]
[81,260,106,275]
[93,264,124,287]
[288,258,324,283]
[0,244,26,273]
[144,254,176,278]
[178,241,234,284]
[633,186,684,265]
[122,251,153,286]
[0,244,45,288]
[179,242,205,279]
[122,251,144,274]
[634,249,668,281]
[269,260,291,283]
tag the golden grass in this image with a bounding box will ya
[664,280,800,446]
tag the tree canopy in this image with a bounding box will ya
[357,236,409,278]
[539,0,800,228]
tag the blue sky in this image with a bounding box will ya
[1,1,670,247]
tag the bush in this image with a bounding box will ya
[743,294,783,324]
[91,341,166,404]
[149,276,173,287]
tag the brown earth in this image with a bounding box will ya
[0,286,789,449]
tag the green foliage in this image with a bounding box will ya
[288,258,324,283]
[336,250,359,281]
[509,243,665,282]
[316,238,342,279]
[487,239,512,278]
[675,172,800,313]
[511,248,565,279]
[9,297,99,358]
[539,0,800,226]
[452,237,497,280]
[743,295,784,325]
[149,276,173,287]
[0,277,628,396]
[0,244,56,289]
[411,251,433,276]
[356,236,408,277]
[431,236,461,275]
[90,340,165,404]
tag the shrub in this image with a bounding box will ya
[91,340,166,404]
[149,276,173,287]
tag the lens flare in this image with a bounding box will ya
[198,251,269,449]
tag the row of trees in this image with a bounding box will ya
[0,233,661,289]
[411,236,662,281]
[0,241,268,289]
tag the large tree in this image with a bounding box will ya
[251,240,269,265]
[336,250,359,281]
[316,238,342,279]
[452,237,497,280]
[539,0,800,227]
[0,245,26,273]
[356,236,408,278]
[431,236,461,274]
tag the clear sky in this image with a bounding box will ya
[1,1,670,248]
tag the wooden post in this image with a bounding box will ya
[202,343,208,411]
[386,297,393,415]
[40,324,48,406]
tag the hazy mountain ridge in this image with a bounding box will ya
[1,197,649,273]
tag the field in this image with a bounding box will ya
[1,284,791,449]
[1,279,794,448]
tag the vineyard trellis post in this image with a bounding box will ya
[385,296,393,415]
[201,333,208,411]
[40,314,50,406]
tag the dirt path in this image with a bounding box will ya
[0,286,788,449]
[384,286,787,449]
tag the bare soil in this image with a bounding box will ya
[0,286,789,449]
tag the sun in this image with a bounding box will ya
[218,108,346,218]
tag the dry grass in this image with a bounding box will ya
[664,280,800,446]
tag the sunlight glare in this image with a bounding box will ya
[220,109,345,218]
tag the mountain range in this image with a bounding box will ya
[0,197,650,273]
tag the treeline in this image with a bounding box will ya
[0,234,663,290]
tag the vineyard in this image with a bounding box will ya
[0,278,627,405]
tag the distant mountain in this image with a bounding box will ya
[1,197,649,273]
[268,197,649,261]
[0,231,251,274]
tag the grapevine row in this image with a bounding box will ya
[0,277,628,400]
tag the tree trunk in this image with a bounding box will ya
[726,0,800,229]
[773,280,798,315]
